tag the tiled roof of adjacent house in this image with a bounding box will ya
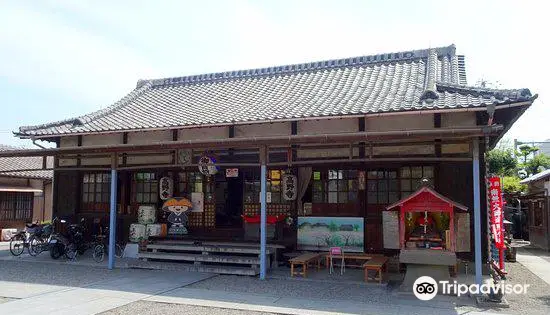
[520,169,550,184]
[16,44,535,137]
[0,145,53,179]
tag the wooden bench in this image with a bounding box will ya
[363,256,388,284]
[324,253,383,269]
[289,253,323,277]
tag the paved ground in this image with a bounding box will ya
[1,244,549,315]
[102,302,279,315]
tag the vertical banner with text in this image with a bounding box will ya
[488,177,505,249]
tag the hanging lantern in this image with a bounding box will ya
[198,154,219,176]
[282,174,297,201]
[159,177,174,200]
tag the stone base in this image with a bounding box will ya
[400,264,451,293]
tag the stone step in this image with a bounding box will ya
[139,252,261,265]
[146,244,273,255]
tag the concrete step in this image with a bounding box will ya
[139,252,260,265]
[146,244,273,255]
[156,239,286,249]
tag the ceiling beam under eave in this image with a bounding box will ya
[0,126,503,158]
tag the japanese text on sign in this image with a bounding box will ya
[488,177,505,249]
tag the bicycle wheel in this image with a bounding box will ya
[28,236,46,256]
[65,243,77,261]
[92,244,105,262]
[115,243,124,258]
[9,234,25,256]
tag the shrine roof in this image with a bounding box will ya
[386,186,468,211]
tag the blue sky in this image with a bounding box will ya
[0,0,547,148]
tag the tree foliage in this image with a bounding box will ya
[486,148,517,176]
[525,154,550,176]
[502,176,527,194]
[517,144,539,164]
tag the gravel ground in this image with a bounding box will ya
[188,274,395,305]
[101,301,279,315]
[489,261,550,315]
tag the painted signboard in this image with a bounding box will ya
[297,217,364,252]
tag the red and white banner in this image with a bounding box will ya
[488,177,505,249]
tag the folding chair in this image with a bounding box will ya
[329,246,345,275]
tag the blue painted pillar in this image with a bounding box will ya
[108,166,118,270]
[473,138,482,286]
[260,147,267,280]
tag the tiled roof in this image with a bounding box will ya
[520,169,550,184]
[0,145,53,179]
[16,44,535,137]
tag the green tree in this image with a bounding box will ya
[486,148,517,176]
[517,144,539,164]
[525,154,550,176]
[352,224,360,232]
[328,222,338,232]
[502,176,527,194]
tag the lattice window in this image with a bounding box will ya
[243,169,289,204]
[312,170,359,204]
[132,172,158,204]
[399,166,434,198]
[0,192,33,221]
[82,173,111,211]
[366,170,398,204]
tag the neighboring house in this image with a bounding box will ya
[519,170,550,250]
[0,145,53,232]
[1,44,537,262]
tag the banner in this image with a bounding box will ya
[488,177,505,249]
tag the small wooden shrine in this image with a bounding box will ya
[386,186,468,254]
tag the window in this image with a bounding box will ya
[0,192,33,221]
[243,169,288,204]
[178,171,214,203]
[82,173,111,210]
[366,170,398,204]
[312,170,358,204]
[399,166,434,198]
[132,172,158,204]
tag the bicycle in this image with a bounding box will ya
[92,227,124,262]
[28,222,53,256]
[9,223,44,256]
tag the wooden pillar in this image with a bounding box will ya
[399,205,405,249]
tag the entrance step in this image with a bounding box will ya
[147,244,273,255]
[139,252,260,265]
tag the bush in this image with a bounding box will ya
[502,176,527,194]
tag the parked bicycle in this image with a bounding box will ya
[49,218,87,260]
[9,222,51,256]
[92,226,124,262]
[28,221,54,256]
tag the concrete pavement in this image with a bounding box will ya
[516,247,550,286]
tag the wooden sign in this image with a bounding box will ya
[177,149,192,166]
[455,212,471,252]
[382,211,400,249]
[159,177,174,200]
[282,174,297,201]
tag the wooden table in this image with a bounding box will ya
[324,253,383,268]
[363,256,389,283]
[289,253,323,277]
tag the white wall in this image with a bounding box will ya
[298,118,357,135]
[441,112,477,128]
[178,126,227,141]
[366,114,433,131]
[235,122,290,137]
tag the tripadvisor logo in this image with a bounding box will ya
[413,276,438,301]
[413,276,530,300]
